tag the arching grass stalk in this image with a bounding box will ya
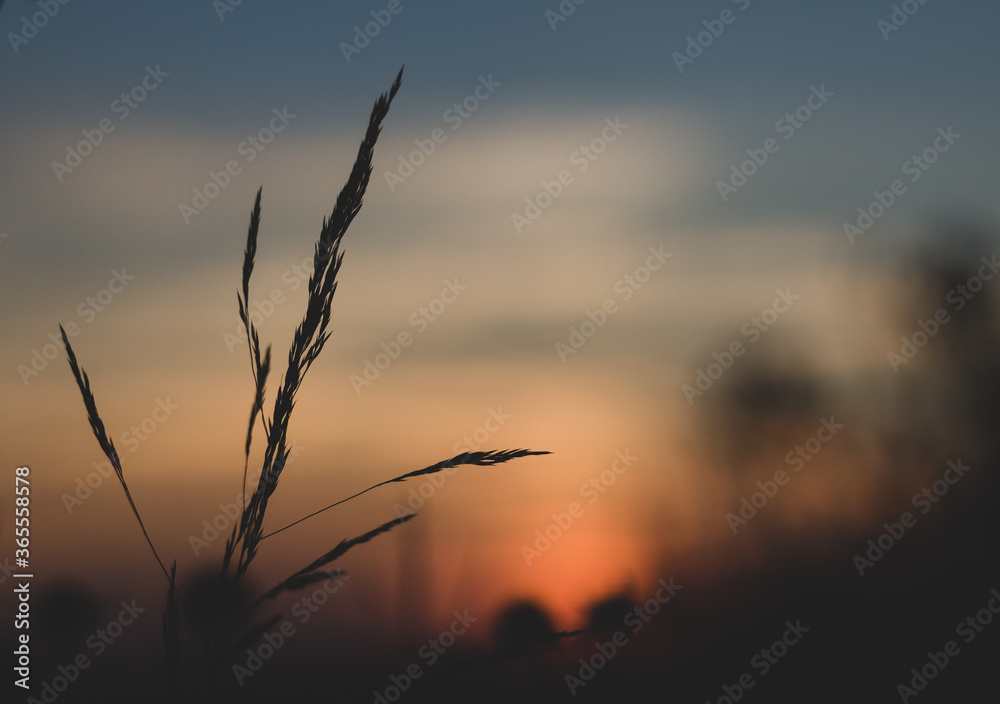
[62,66,551,696]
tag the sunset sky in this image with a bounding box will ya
[2,0,999,650]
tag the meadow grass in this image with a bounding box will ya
[60,67,550,699]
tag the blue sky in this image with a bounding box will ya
[2,1,997,263]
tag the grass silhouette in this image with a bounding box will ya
[59,67,549,699]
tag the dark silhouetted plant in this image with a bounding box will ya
[61,67,549,697]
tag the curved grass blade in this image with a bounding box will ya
[261,450,550,540]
